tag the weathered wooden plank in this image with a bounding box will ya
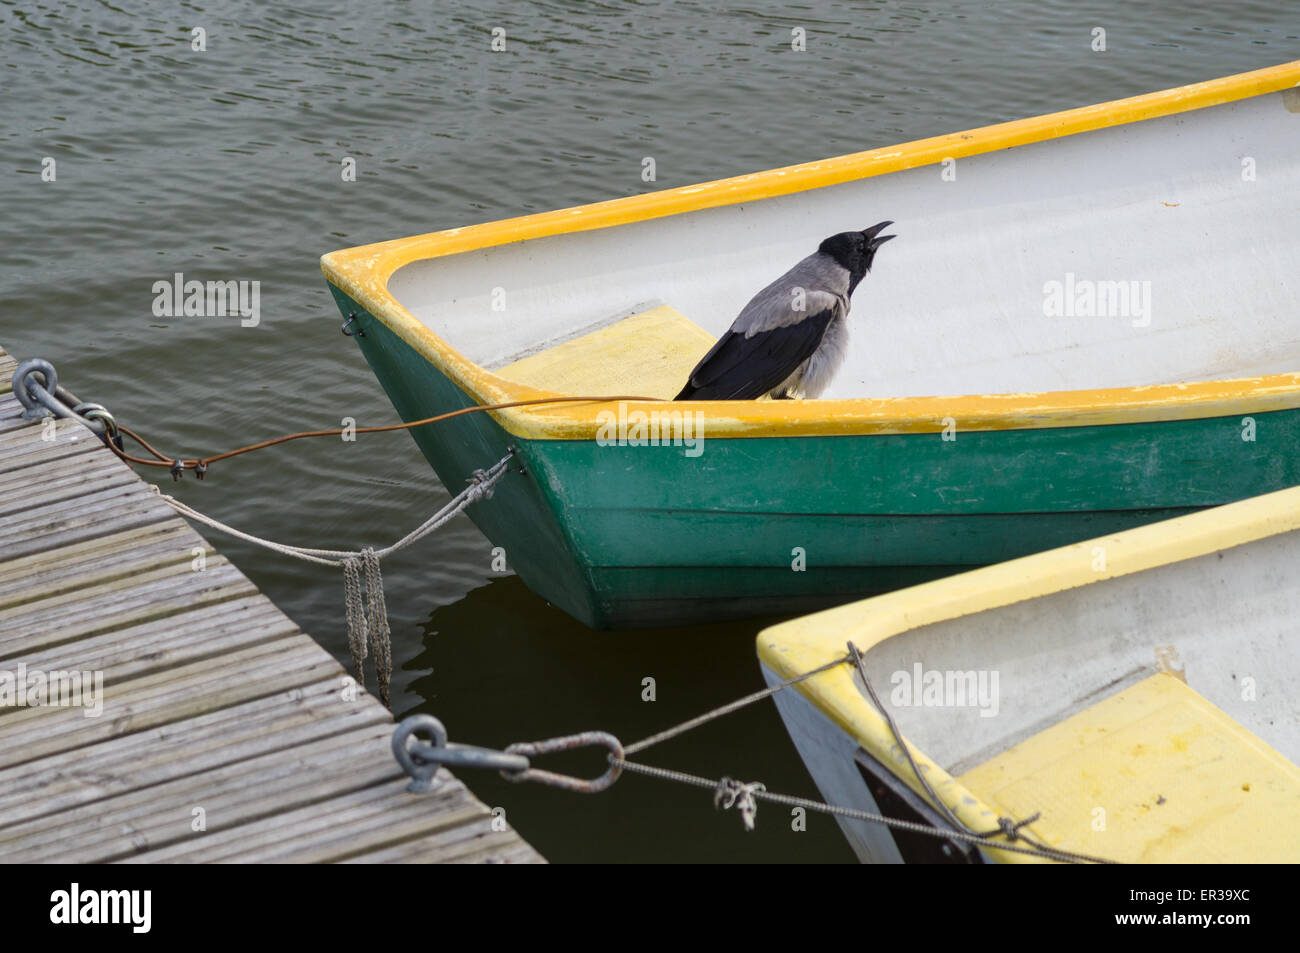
[437,838,545,864]
[0,523,206,604]
[17,594,300,684]
[0,422,101,470]
[341,816,544,864]
[0,416,112,451]
[0,724,398,862]
[0,557,256,652]
[0,400,35,436]
[2,762,370,862]
[0,547,229,622]
[119,771,486,863]
[0,450,139,505]
[0,451,139,520]
[0,638,346,769]
[0,480,176,561]
[0,411,96,448]
[265,803,494,864]
[247,789,488,864]
[0,347,543,864]
[0,678,385,830]
[0,349,16,395]
[122,784,420,862]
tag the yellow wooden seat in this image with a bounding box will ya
[495,305,714,400]
[960,672,1300,862]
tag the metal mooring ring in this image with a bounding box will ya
[12,359,58,416]
[75,403,118,437]
[392,714,448,793]
[391,714,532,794]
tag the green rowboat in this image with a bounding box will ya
[323,62,1300,628]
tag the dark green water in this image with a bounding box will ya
[2,1,1295,862]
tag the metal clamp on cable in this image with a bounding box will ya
[392,714,530,794]
[11,359,111,439]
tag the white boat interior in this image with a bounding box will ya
[857,526,1300,778]
[388,88,1300,400]
[761,510,1300,863]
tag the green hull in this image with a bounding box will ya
[334,289,1300,629]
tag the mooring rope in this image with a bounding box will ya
[620,642,1111,863]
[154,453,514,707]
[14,356,660,482]
[846,640,970,834]
[396,646,1116,864]
[622,652,855,755]
[104,395,662,479]
[342,555,370,672]
[14,360,1115,860]
[360,548,392,706]
[610,758,1109,863]
[11,360,642,706]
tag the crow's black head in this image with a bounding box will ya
[819,221,896,292]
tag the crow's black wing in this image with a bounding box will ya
[674,307,836,400]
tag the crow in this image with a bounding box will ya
[674,222,895,400]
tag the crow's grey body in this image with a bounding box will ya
[675,223,894,401]
[786,306,849,398]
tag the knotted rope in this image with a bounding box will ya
[714,777,767,831]
[341,549,395,706]
[155,453,514,707]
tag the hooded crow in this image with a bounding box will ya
[674,222,895,400]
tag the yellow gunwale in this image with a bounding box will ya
[321,61,1300,442]
[756,482,1300,863]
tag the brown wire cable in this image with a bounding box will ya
[117,425,173,461]
[99,394,667,475]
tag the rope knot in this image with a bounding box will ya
[465,468,497,503]
[993,813,1040,842]
[713,776,766,831]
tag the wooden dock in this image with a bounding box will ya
[0,345,543,863]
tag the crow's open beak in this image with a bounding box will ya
[862,220,896,249]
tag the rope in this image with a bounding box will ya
[604,647,1115,863]
[342,556,368,680]
[846,641,967,833]
[612,758,1115,864]
[338,548,395,706]
[623,652,854,755]
[158,456,512,565]
[154,453,514,707]
[104,395,664,478]
[362,548,392,707]
[842,641,1107,862]
[386,614,1116,861]
[714,777,765,832]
